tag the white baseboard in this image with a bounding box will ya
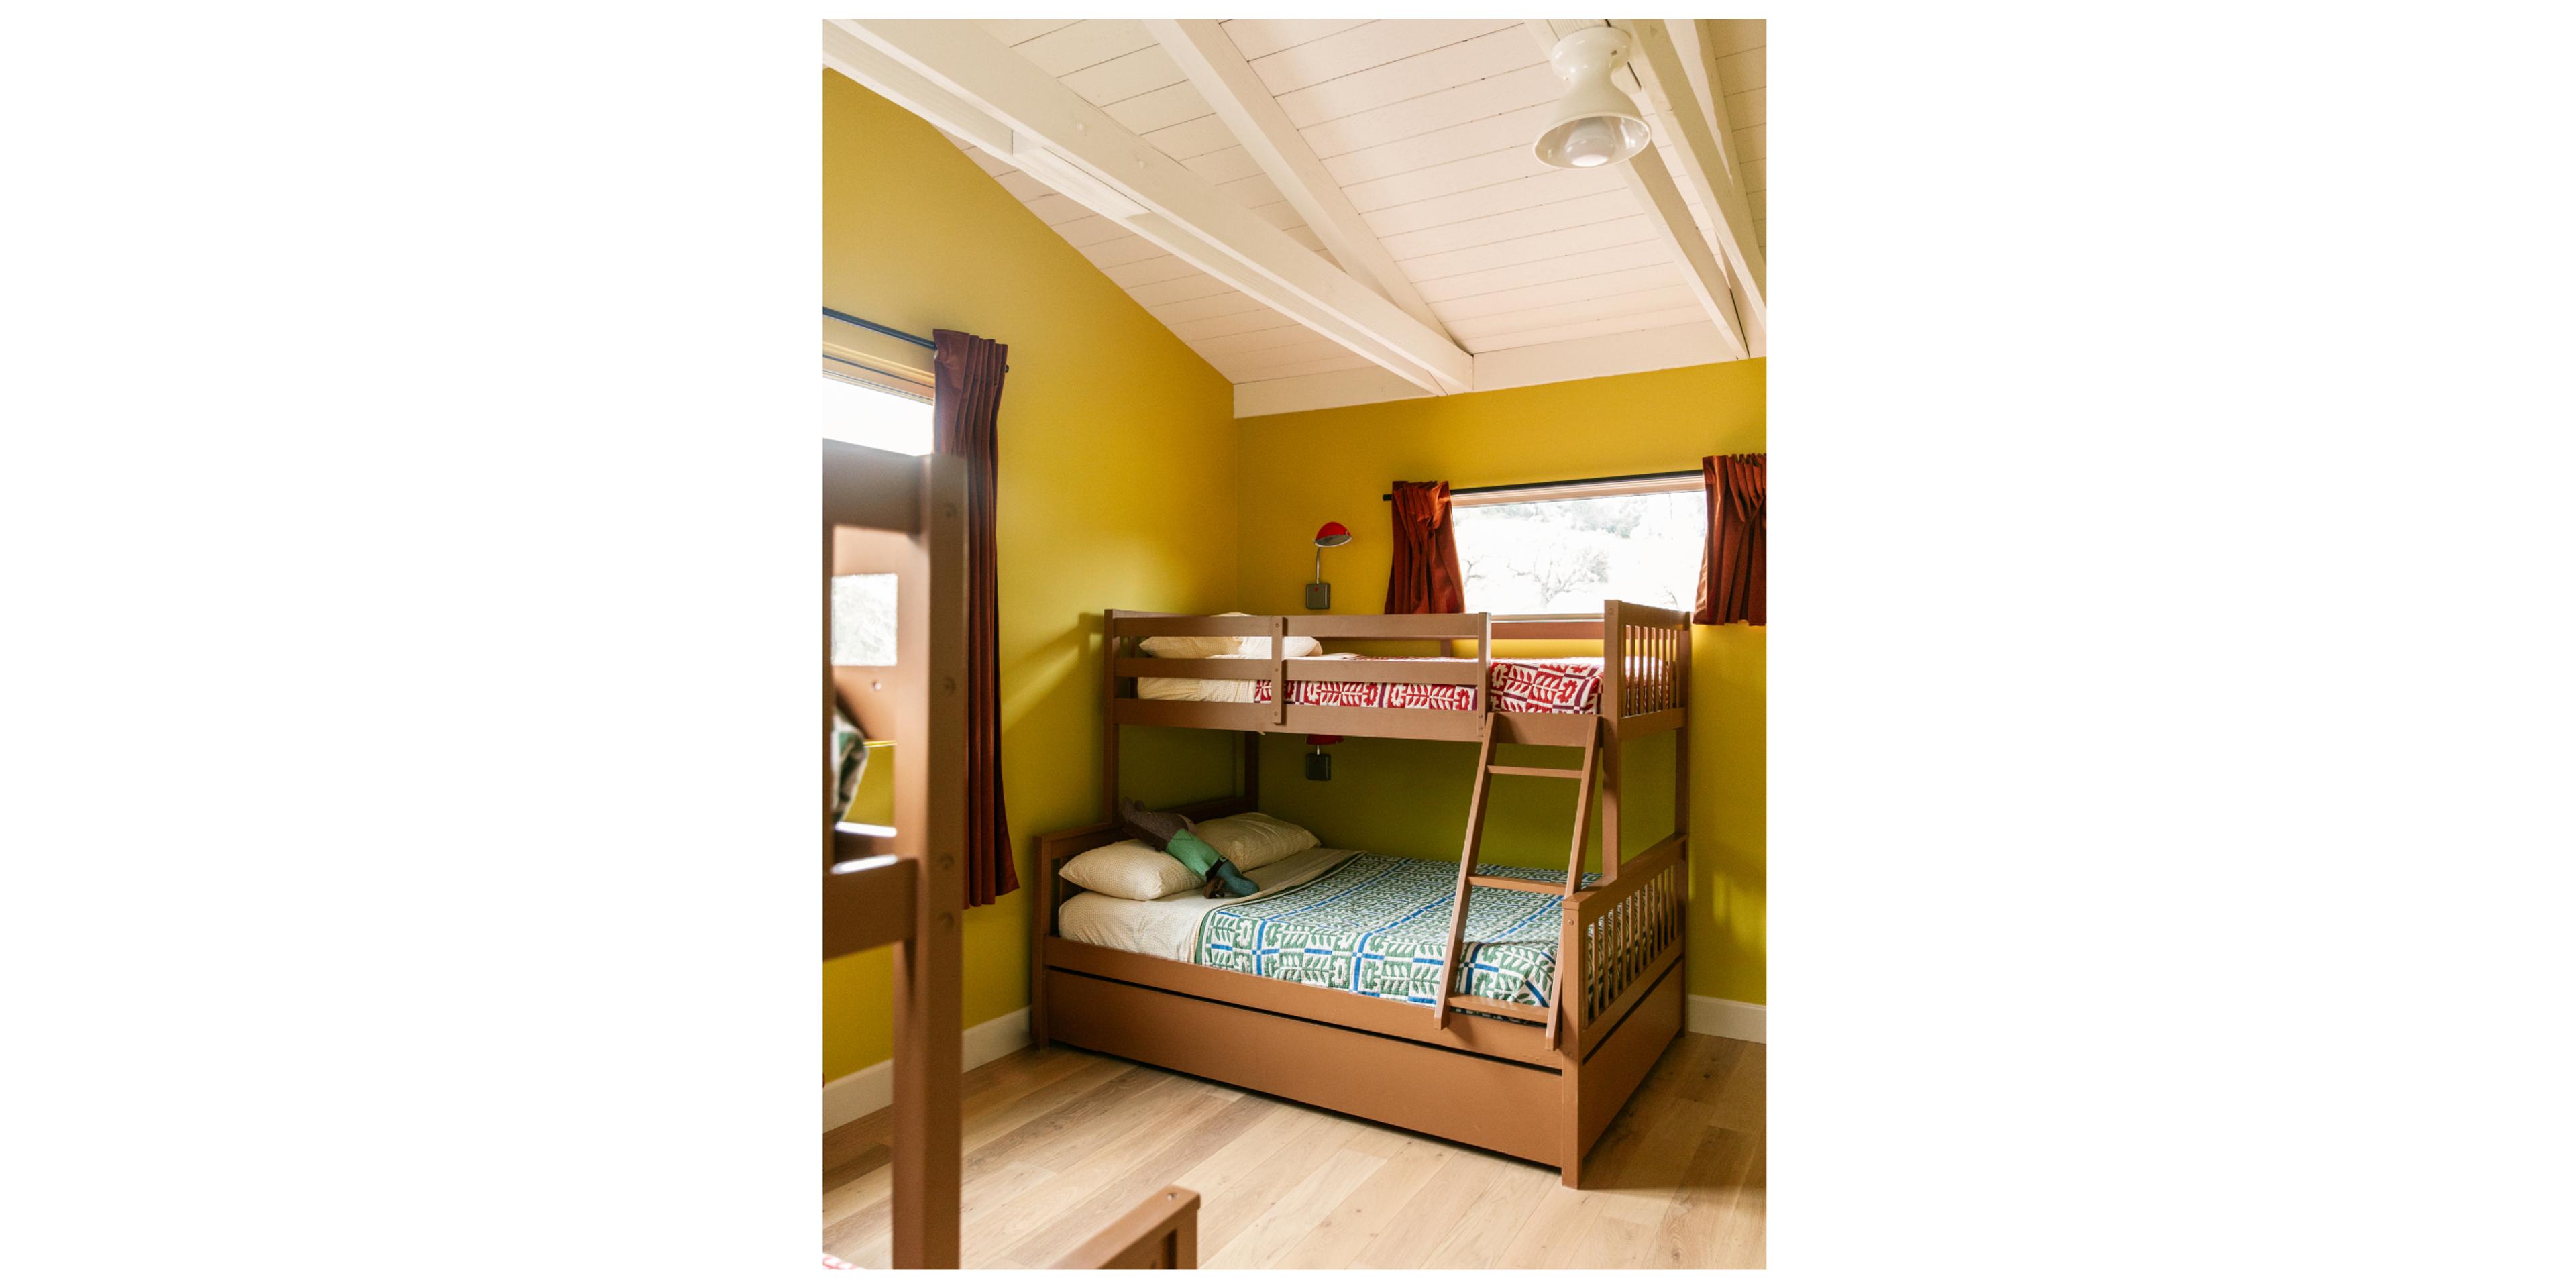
[1687,994,1766,1044]
[822,1005,1032,1132]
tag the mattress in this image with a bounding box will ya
[1059,845,1587,1016]
[1135,654,1612,714]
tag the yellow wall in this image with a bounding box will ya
[1234,362,1766,1004]
[826,70,1767,1083]
[822,72,1242,1082]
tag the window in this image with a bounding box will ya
[1449,476,1705,614]
[821,370,933,455]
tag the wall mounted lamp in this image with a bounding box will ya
[1306,521,1352,610]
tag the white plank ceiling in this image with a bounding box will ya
[848,19,1766,412]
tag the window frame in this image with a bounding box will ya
[1446,472,1705,619]
[822,313,936,402]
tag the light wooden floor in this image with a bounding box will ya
[821,1031,1764,1269]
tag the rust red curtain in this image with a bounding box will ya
[1383,481,1466,614]
[1694,453,1766,626]
[933,329,1018,906]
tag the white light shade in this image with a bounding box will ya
[1533,27,1652,170]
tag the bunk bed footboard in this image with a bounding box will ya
[1557,830,1689,1186]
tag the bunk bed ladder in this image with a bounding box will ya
[1432,713,1601,1046]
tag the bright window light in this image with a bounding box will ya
[1450,486,1707,614]
[822,374,933,455]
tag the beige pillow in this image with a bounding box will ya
[1194,812,1320,873]
[1058,839,1198,901]
[1140,612,1322,660]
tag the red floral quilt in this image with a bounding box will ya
[1250,657,1609,714]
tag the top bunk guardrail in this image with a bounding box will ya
[1103,600,1689,744]
[1602,600,1690,732]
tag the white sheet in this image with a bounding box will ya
[1056,845,1356,961]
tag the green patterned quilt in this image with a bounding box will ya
[1193,852,1591,1012]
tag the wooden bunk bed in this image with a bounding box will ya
[824,441,1196,1269]
[1031,604,1693,1188]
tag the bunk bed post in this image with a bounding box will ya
[890,454,967,1270]
[1102,609,1122,822]
[823,465,836,874]
[1558,898,1587,1187]
[1474,613,1493,717]
[1675,621,1693,838]
[1029,838,1051,1051]
[1267,616,1286,727]
[1599,601,1625,881]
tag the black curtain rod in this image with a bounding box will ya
[1381,468,1701,502]
[823,307,934,348]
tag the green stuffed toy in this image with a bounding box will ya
[1168,827,1256,898]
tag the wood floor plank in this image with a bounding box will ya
[983,1064,1188,1174]
[823,1044,1097,1187]
[1419,1154,1559,1268]
[1650,1124,1760,1269]
[1583,1041,1723,1195]
[1490,1167,1594,1266]
[1558,1205,1656,1268]
[1712,1132,1766,1268]
[818,1141,889,1203]
[1707,1039,1766,1134]
[1204,1144,1389,1269]
[827,1157,1054,1268]
[824,1058,1148,1239]
[1682,1035,1757,1113]
[1175,1102,1339,1221]
[970,1081,1244,1255]
[1191,1112,1368,1260]
[820,1034,1764,1269]
[822,1044,1085,1170]
[1345,1146,1518,1269]
[1273,1137,1455,1269]
[955,1053,1132,1155]
[999,1090,1277,1265]
[838,1076,1238,1267]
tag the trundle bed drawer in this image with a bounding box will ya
[1046,967,1562,1166]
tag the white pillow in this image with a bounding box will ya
[1140,612,1322,660]
[1194,812,1320,873]
[1234,635,1322,660]
[1058,839,1198,901]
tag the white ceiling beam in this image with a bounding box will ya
[1521,21,1748,362]
[1235,318,1735,418]
[826,19,1472,395]
[1633,19,1766,350]
[1145,19,1466,384]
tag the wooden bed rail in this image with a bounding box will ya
[1562,830,1688,1059]
[1603,600,1691,720]
[822,855,918,960]
[1052,1186,1202,1269]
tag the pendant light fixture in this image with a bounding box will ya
[1532,27,1652,170]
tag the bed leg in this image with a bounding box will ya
[1559,1055,1587,1189]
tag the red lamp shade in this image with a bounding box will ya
[1313,521,1352,547]
[1305,735,1344,747]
